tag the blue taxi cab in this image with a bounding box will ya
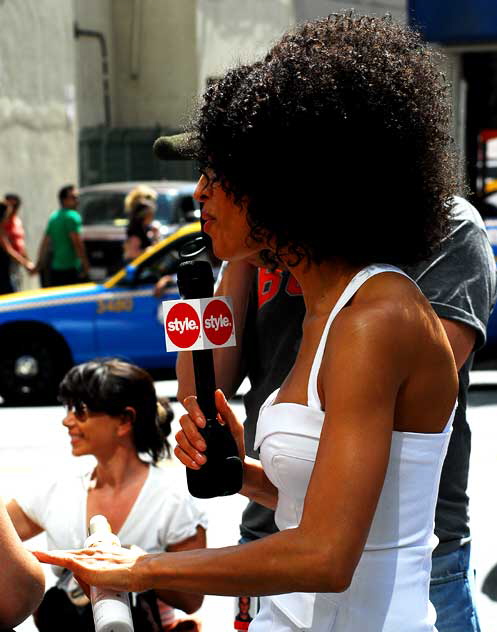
[0,223,203,405]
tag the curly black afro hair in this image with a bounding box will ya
[194,13,459,267]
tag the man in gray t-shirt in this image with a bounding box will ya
[405,198,494,557]
[177,196,496,632]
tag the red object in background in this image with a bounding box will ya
[479,129,497,144]
[234,596,254,630]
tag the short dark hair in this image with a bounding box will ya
[195,13,458,267]
[5,193,21,210]
[58,184,76,207]
[58,359,173,463]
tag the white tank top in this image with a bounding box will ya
[252,264,455,632]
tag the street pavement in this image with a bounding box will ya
[0,374,496,631]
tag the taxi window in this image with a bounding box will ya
[119,235,217,287]
[133,247,182,285]
[80,191,177,226]
[80,192,126,226]
[156,193,200,224]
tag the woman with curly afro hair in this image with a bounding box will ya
[36,14,460,632]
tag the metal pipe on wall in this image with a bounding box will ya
[130,0,143,80]
[74,22,112,127]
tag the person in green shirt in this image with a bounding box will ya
[35,185,89,287]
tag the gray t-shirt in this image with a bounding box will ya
[404,196,496,554]
[240,197,497,554]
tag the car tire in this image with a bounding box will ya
[0,333,72,406]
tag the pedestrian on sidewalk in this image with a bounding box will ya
[4,193,29,291]
[35,185,89,287]
[0,201,34,294]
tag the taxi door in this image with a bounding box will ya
[94,285,177,369]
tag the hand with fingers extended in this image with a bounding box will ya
[175,389,245,471]
[32,545,149,594]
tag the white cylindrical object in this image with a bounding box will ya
[90,586,134,632]
[85,515,134,632]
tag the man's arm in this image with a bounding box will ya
[69,232,90,277]
[407,198,496,369]
[34,234,51,273]
[176,259,257,402]
[0,499,45,628]
[440,319,476,370]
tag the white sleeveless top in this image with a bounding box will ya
[250,264,455,632]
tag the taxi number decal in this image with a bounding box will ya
[97,298,134,313]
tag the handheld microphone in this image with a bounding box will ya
[153,133,198,161]
[177,257,243,498]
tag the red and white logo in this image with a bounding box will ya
[203,299,233,346]
[164,302,201,349]
[162,296,236,352]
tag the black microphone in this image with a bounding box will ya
[153,133,198,161]
[177,257,243,498]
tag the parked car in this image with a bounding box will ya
[79,180,200,281]
[0,223,205,405]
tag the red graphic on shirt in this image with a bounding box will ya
[258,268,281,308]
[258,268,302,308]
[203,299,234,346]
[165,303,201,348]
[286,273,303,296]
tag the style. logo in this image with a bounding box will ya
[203,299,233,346]
[162,296,236,352]
[165,302,201,349]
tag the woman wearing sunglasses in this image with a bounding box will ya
[6,358,207,631]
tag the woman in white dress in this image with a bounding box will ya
[34,13,460,631]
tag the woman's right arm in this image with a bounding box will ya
[0,499,45,628]
[123,235,142,261]
[6,499,44,541]
[0,232,33,271]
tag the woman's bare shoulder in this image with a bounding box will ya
[324,273,438,369]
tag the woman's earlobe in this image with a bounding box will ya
[122,407,136,425]
[117,407,136,438]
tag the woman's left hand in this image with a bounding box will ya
[175,389,246,470]
[32,546,148,593]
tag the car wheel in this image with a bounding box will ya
[0,335,71,406]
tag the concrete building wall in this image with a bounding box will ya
[0,0,78,287]
[196,0,294,92]
[74,0,115,128]
[294,0,406,23]
[195,0,406,93]
[74,0,408,130]
[111,0,198,129]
